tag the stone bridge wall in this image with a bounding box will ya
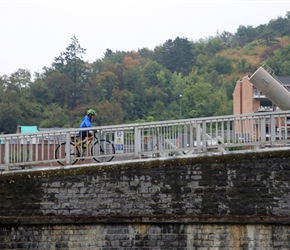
[1,149,290,249]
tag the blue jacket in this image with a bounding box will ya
[79,115,92,133]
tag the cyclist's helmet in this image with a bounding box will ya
[87,109,96,115]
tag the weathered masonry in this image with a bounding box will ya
[1,149,290,249]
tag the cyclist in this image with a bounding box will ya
[79,108,97,148]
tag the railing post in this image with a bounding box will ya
[134,127,141,158]
[98,129,104,140]
[202,120,207,152]
[65,132,71,165]
[4,140,9,171]
[227,120,231,144]
[189,124,193,148]
[29,143,33,162]
[270,115,276,147]
[260,117,266,148]
[196,123,201,153]
[156,127,160,158]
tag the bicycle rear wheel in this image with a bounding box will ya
[55,142,80,166]
[91,139,115,162]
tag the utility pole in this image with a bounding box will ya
[179,94,182,119]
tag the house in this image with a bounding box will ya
[16,125,39,144]
[233,75,290,115]
[16,125,39,134]
[233,74,290,141]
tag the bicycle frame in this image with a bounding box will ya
[55,131,115,166]
[71,134,93,151]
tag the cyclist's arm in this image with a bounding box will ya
[80,116,93,128]
[84,120,93,128]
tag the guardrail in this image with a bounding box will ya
[1,110,290,170]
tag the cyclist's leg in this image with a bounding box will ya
[80,132,87,148]
[88,132,93,140]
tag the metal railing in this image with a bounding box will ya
[1,110,290,170]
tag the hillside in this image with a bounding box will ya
[1,14,290,133]
[220,36,290,80]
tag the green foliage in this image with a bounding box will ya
[236,58,255,73]
[143,60,163,86]
[51,36,88,110]
[39,104,70,128]
[266,44,290,75]
[0,102,21,133]
[233,25,257,47]
[29,79,53,104]
[183,76,216,118]
[96,71,118,101]
[267,16,290,37]
[201,35,226,54]
[155,37,195,75]
[208,56,233,75]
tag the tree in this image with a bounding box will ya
[0,102,21,133]
[52,36,87,108]
[29,79,53,104]
[220,31,234,48]
[155,37,195,75]
[266,44,290,76]
[259,31,280,45]
[44,72,73,108]
[95,72,118,101]
[0,70,43,133]
[267,16,290,37]
[234,25,257,47]
[183,81,216,118]
[202,35,225,55]
[96,100,124,125]
[9,69,31,89]
[39,104,70,128]
[143,60,163,86]
[208,56,233,75]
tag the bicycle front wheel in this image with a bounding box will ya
[55,142,80,166]
[91,139,115,162]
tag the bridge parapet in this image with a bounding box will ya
[1,110,290,170]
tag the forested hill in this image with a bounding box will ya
[1,12,290,133]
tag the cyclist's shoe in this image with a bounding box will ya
[80,150,86,161]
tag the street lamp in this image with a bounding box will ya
[179,94,182,119]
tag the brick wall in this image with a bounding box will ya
[1,149,290,249]
[1,224,290,249]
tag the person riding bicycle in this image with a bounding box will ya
[79,108,97,148]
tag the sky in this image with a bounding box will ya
[0,0,289,76]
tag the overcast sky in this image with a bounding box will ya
[0,0,289,76]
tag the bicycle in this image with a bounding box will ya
[55,131,115,166]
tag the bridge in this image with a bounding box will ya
[1,109,290,170]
